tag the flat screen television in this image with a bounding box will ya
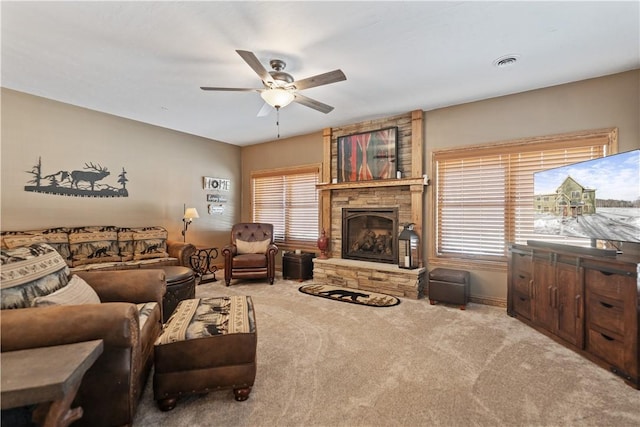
[533,149,640,247]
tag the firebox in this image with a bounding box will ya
[342,207,398,264]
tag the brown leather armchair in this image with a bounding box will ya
[1,269,166,427]
[222,223,278,286]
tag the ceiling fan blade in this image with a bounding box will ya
[200,87,260,92]
[289,69,346,91]
[257,102,272,117]
[236,50,274,85]
[293,93,334,114]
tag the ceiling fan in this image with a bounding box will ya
[201,50,346,115]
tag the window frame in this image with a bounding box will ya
[429,128,618,271]
[251,164,321,251]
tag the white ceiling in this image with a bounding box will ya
[2,1,639,146]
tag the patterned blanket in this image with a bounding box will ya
[156,296,255,345]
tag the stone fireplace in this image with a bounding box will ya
[313,111,428,299]
[342,207,398,264]
[313,184,426,299]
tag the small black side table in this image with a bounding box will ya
[283,251,315,282]
[159,266,196,323]
[428,268,470,310]
[190,247,219,284]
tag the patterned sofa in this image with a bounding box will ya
[0,225,195,272]
[0,242,166,426]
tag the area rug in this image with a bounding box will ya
[298,283,400,307]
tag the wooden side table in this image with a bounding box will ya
[283,251,315,281]
[190,247,219,284]
[1,339,104,427]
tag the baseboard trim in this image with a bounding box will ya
[470,295,506,308]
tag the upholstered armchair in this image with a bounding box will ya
[0,243,166,427]
[222,223,278,286]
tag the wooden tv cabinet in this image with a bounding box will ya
[507,242,639,389]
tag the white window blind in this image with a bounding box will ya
[252,166,320,247]
[434,131,613,261]
[436,154,507,257]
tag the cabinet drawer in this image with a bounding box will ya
[587,294,625,336]
[585,268,634,300]
[512,292,532,320]
[587,327,625,369]
[512,252,532,273]
[512,270,531,295]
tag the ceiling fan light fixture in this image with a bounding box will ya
[261,88,295,109]
[202,50,344,115]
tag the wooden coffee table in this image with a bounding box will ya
[1,339,103,427]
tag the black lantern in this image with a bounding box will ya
[398,223,420,269]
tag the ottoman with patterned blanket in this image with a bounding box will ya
[153,296,257,411]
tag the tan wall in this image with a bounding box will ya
[239,131,323,267]
[3,70,638,303]
[242,70,640,304]
[424,70,640,303]
[1,88,242,251]
[240,130,324,222]
[425,70,639,152]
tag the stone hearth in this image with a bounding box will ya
[312,258,426,299]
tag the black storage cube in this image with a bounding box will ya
[282,252,315,281]
[428,268,470,310]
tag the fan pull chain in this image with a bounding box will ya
[276,107,281,139]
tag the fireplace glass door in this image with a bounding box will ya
[342,208,398,264]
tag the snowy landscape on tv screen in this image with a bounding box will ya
[533,150,640,244]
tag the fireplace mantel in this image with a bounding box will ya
[316,177,427,191]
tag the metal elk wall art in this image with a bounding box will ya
[24,157,129,198]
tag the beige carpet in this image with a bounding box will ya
[133,276,640,427]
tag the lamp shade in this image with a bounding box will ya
[183,208,199,220]
[260,88,295,108]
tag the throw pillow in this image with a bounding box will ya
[1,233,46,249]
[236,238,270,254]
[132,227,169,260]
[2,228,72,266]
[1,243,70,309]
[68,226,120,266]
[33,275,101,307]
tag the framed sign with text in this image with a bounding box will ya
[207,194,228,203]
[208,204,225,215]
[203,177,230,191]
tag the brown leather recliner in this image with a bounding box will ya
[0,269,166,427]
[222,223,278,286]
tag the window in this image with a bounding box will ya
[433,129,617,262]
[251,165,320,248]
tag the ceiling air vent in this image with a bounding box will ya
[493,54,520,68]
